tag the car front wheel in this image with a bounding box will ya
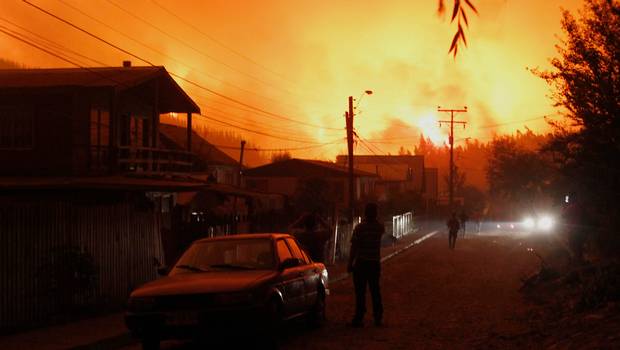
[307,289,326,328]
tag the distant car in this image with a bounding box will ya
[125,233,328,350]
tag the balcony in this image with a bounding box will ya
[117,146,194,174]
[88,145,194,175]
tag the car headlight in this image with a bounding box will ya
[214,292,254,306]
[537,216,554,231]
[523,217,535,229]
[127,296,156,312]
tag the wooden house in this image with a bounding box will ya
[0,65,204,330]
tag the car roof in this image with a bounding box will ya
[194,233,292,244]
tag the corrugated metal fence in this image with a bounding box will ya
[0,196,164,331]
[330,212,415,263]
[391,212,414,239]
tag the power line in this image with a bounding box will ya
[0,18,319,138]
[102,0,303,99]
[169,73,342,131]
[211,140,343,152]
[54,0,303,110]
[150,0,306,89]
[478,114,560,129]
[178,84,343,135]
[0,18,336,139]
[21,0,341,132]
[0,26,333,146]
[355,135,408,176]
[0,17,106,66]
[204,104,343,136]
[196,113,327,144]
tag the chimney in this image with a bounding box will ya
[122,60,132,68]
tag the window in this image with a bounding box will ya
[285,238,308,264]
[90,107,110,147]
[276,239,293,263]
[90,107,110,169]
[170,239,275,273]
[0,108,33,149]
[120,113,150,148]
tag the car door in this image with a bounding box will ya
[285,238,319,309]
[275,239,306,317]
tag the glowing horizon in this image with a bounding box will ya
[0,0,582,159]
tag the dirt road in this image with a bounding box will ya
[123,232,545,349]
[279,233,540,349]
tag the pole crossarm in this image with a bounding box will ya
[437,106,468,211]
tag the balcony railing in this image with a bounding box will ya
[117,146,194,174]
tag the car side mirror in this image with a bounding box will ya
[279,258,300,271]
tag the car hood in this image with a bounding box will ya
[131,270,278,297]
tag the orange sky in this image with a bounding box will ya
[0,0,583,159]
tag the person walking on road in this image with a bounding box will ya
[459,210,469,238]
[348,203,385,327]
[447,212,460,249]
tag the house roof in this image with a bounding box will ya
[244,158,377,178]
[336,154,424,164]
[335,154,425,181]
[159,124,238,167]
[0,66,200,113]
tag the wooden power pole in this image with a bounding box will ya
[346,96,355,223]
[232,140,246,234]
[438,106,467,212]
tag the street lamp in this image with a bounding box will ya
[355,90,374,110]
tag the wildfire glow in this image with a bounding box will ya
[0,0,583,158]
[416,114,447,145]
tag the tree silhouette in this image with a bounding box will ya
[270,151,292,163]
[534,0,620,253]
[486,136,555,210]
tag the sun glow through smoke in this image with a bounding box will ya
[416,113,447,145]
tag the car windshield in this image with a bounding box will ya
[171,238,275,274]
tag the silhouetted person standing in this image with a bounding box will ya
[447,212,460,249]
[348,203,385,327]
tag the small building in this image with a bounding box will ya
[424,167,439,201]
[336,155,425,200]
[244,158,377,214]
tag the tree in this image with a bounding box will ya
[535,0,620,253]
[461,185,486,215]
[271,151,292,163]
[398,146,412,155]
[486,136,555,213]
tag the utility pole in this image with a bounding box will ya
[438,106,467,212]
[238,140,246,187]
[232,140,246,234]
[346,96,355,223]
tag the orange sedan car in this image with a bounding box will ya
[125,233,328,350]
